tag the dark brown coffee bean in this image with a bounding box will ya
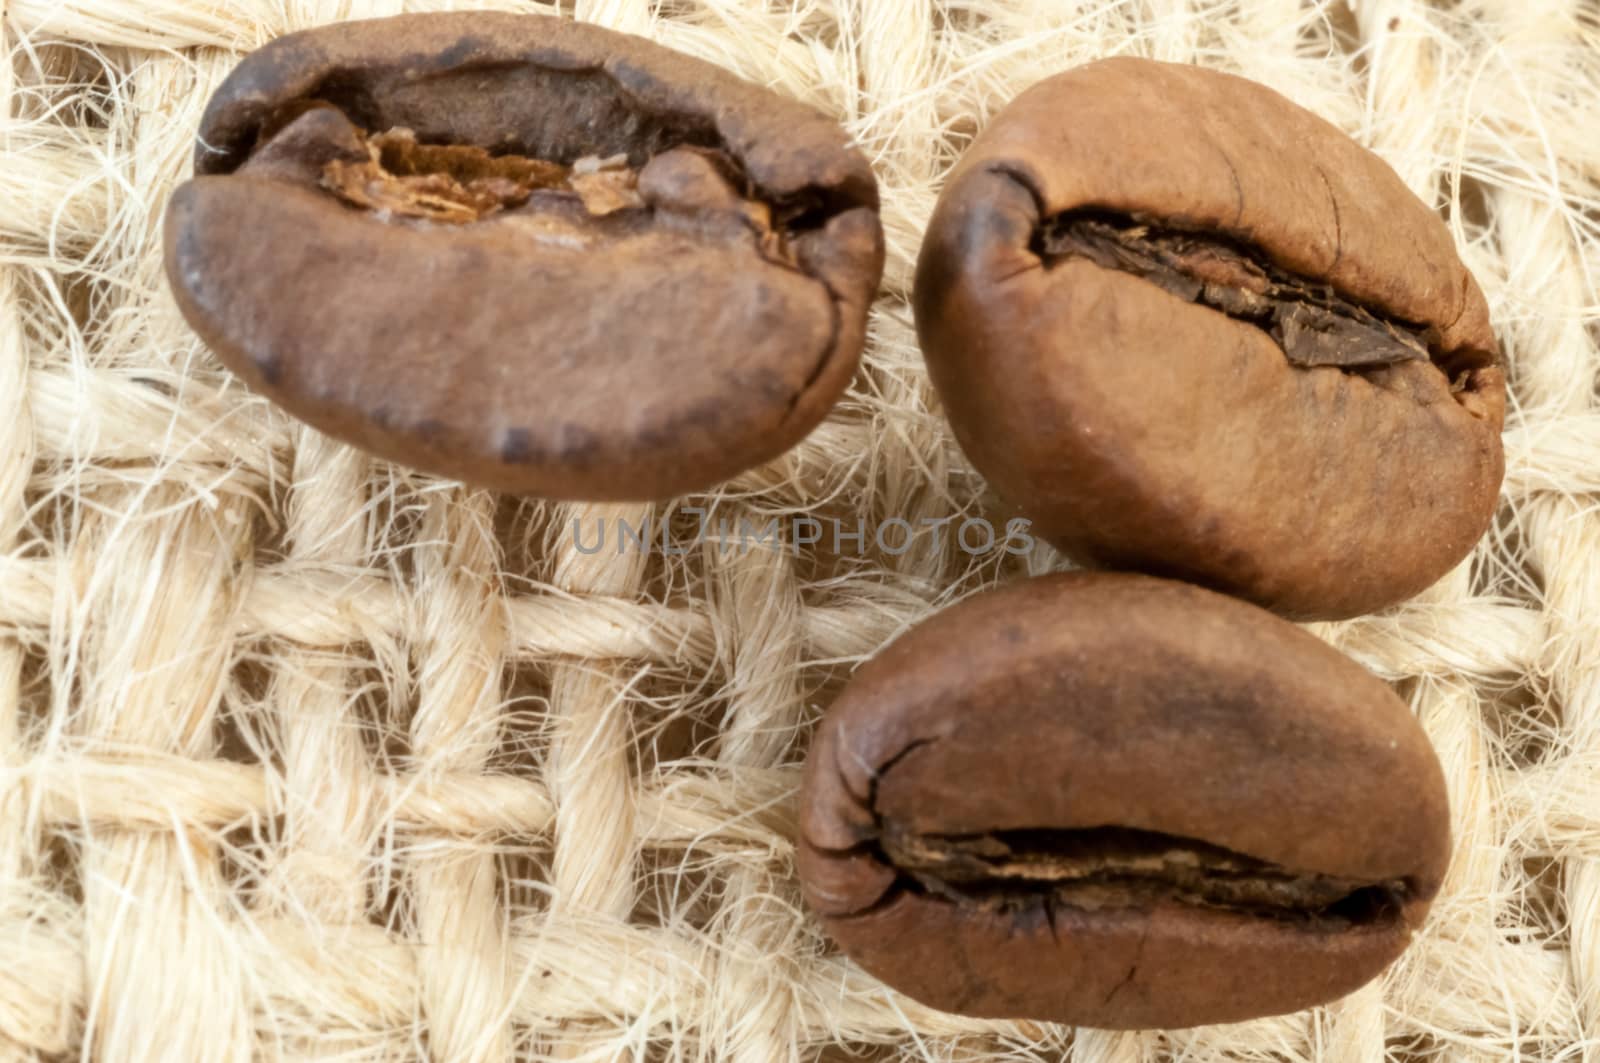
[165,13,883,500]
[798,572,1450,1029]
[914,59,1504,620]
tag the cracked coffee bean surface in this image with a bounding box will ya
[164,13,883,500]
[798,573,1451,1029]
[914,58,1505,620]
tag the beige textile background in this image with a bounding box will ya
[1,0,1598,1059]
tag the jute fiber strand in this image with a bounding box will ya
[1,0,1597,1059]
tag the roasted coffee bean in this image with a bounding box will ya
[165,13,883,500]
[914,59,1504,620]
[798,572,1450,1029]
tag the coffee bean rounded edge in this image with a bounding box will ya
[165,12,884,500]
[913,58,1505,620]
[797,572,1450,1029]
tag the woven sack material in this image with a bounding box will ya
[1,1,1598,1059]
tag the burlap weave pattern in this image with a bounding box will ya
[2,0,1598,1059]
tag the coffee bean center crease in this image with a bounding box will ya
[322,128,646,222]
[1036,212,1478,381]
[878,823,1408,925]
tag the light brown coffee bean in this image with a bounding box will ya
[165,13,883,500]
[914,59,1505,620]
[799,572,1450,1029]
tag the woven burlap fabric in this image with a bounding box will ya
[2,0,1598,1059]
